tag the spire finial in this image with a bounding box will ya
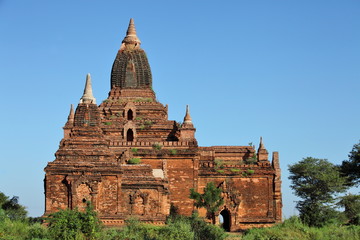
[259,136,265,150]
[80,73,96,104]
[68,104,74,122]
[184,105,192,124]
[122,18,141,46]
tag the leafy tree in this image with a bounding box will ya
[288,157,347,226]
[190,182,224,224]
[341,141,360,187]
[338,194,360,225]
[46,202,101,240]
[0,191,27,220]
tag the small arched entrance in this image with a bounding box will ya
[219,209,231,232]
[127,129,134,142]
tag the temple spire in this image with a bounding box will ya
[259,136,265,150]
[257,136,269,161]
[122,18,141,46]
[80,73,96,104]
[179,105,196,142]
[67,104,74,123]
[183,105,193,125]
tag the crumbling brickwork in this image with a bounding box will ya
[44,19,282,231]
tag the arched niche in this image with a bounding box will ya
[127,109,134,120]
[127,129,134,142]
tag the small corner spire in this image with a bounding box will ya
[80,73,96,104]
[122,18,141,46]
[67,104,74,122]
[183,105,192,125]
[259,137,265,150]
[182,105,194,129]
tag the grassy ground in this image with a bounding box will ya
[239,216,360,240]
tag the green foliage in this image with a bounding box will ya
[133,97,153,102]
[214,159,224,170]
[338,194,360,225]
[159,218,194,240]
[289,157,347,227]
[242,216,360,240]
[100,216,197,240]
[27,223,49,239]
[103,121,112,126]
[169,149,177,155]
[189,213,227,240]
[131,148,138,153]
[0,218,33,240]
[230,168,240,173]
[152,143,163,150]
[144,120,153,126]
[242,169,254,177]
[135,116,142,120]
[46,203,101,240]
[244,159,257,164]
[190,182,224,224]
[341,141,360,187]
[0,192,27,221]
[128,158,141,164]
[247,169,255,174]
[245,153,258,164]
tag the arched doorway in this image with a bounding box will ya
[220,209,231,232]
[127,129,134,141]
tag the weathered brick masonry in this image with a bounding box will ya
[44,19,282,231]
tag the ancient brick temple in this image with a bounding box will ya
[44,19,282,231]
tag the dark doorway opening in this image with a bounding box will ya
[220,209,231,232]
[127,129,134,141]
[127,109,133,120]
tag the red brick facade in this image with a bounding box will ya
[44,19,282,231]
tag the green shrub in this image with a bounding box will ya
[27,223,49,239]
[144,120,153,126]
[169,149,177,155]
[214,159,224,170]
[46,203,101,240]
[131,148,138,154]
[189,213,227,240]
[152,143,162,151]
[133,98,153,102]
[103,122,112,126]
[128,158,141,164]
[247,169,255,174]
[0,218,30,240]
[242,169,255,177]
[245,158,257,164]
[230,168,240,173]
[159,218,194,240]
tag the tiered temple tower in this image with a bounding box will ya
[44,19,282,231]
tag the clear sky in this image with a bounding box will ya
[0,0,359,218]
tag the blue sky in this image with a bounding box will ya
[0,0,359,218]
